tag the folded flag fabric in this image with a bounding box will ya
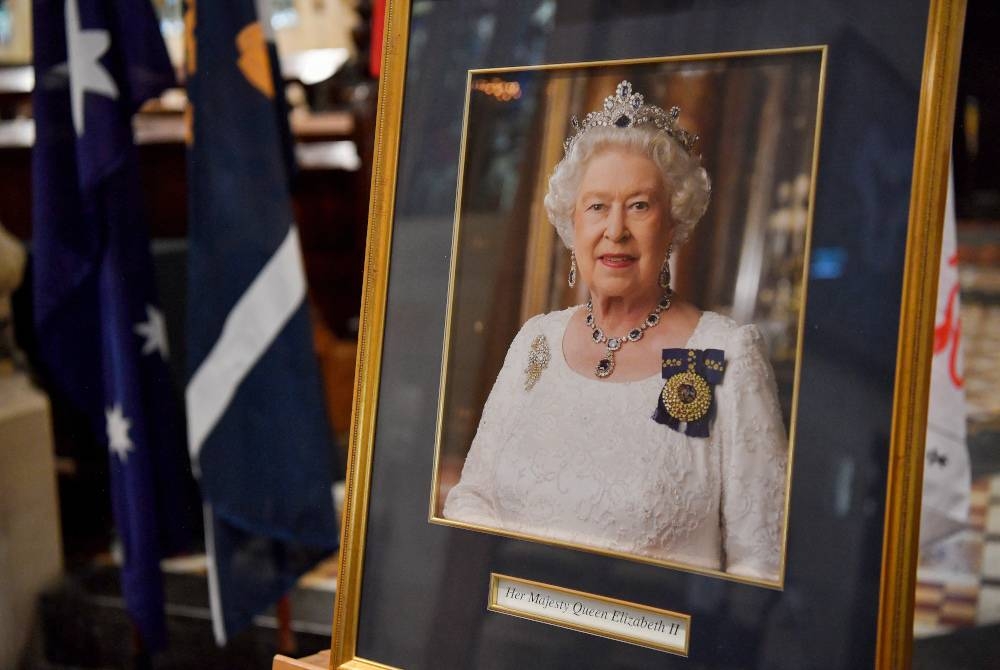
[185,0,340,644]
[31,0,191,651]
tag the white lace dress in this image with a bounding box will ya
[443,307,788,581]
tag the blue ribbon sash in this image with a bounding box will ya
[653,348,726,438]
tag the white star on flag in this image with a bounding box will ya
[134,304,170,359]
[105,403,134,462]
[64,0,119,137]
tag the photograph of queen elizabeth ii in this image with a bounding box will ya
[433,51,825,585]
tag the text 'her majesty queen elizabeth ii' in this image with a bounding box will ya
[444,81,789,583]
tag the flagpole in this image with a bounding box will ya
[202,503,227,645]
[276,594,296,655]
[131,621,152,670]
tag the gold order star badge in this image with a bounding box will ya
[661,370,712,423]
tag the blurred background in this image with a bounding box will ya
[0,0,379,667]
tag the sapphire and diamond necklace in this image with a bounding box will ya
[585,292,672,378]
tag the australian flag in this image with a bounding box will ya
[31,0,190,652]
[185,0,339,644]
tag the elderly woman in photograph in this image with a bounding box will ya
[443,81,788,582]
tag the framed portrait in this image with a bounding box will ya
[333,1,965,668]
[429,47,825,590]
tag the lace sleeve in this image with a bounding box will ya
[442,316,540,526]
[718,324,788,581]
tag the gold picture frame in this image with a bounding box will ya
[332,1,967,668]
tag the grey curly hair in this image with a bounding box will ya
[543,126,711,249]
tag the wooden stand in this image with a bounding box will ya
[272,649,330,670]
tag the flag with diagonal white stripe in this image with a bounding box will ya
[184,0,339,644]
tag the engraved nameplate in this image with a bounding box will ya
[488,574,690,655]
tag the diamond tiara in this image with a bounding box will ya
[563,80,699,155]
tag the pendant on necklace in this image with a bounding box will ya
[595,350,615,378]
[587,291,672,379]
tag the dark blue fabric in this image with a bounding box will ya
[187,0,339,641]
[31,0,188,652]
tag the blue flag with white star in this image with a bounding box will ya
[186,0,339,644]
[31,0,191,652]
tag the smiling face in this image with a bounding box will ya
[572,148,674,302]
